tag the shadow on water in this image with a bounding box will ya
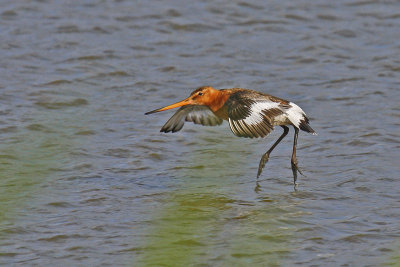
[136,133,304,266]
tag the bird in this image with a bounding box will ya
[145,86,316,185]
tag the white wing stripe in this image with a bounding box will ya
[243,102,280,125]
[286,102,306,128]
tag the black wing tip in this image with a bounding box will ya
[160,124,183,133]
[160,127,173,133]
[160,128,180,133]
[299,119,317,135]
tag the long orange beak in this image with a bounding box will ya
[145,97,192,115]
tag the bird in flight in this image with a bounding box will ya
[145,86,316,186]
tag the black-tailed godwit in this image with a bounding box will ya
[145,86,316,185]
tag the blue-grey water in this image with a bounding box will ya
[1,0,400,266]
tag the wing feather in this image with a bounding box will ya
[226,90,287,138]
[160,105,223,133]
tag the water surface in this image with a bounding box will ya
[1,0,400,266]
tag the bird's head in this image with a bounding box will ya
[145,86,217,115]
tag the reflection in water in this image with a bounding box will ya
[138,136,302,266]
[140,192,234,266]
[140,190,301,266]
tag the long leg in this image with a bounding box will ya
[291,127,304,185]
[257,126,289,178]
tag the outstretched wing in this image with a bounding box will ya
[226,90,287,138]
[161,105,223,133]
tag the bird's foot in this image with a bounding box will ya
[254,181,261,193]
[293,182,299,191]
[291,160,305,185]
[257,153,270,178]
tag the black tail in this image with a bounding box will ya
[299,116,317,135]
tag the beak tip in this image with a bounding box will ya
[145,108,162,115]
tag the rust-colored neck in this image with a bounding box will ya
[207,89,231,113]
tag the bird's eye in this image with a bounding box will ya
[198,92,203,96]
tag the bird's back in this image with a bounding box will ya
[220,88,316,138]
